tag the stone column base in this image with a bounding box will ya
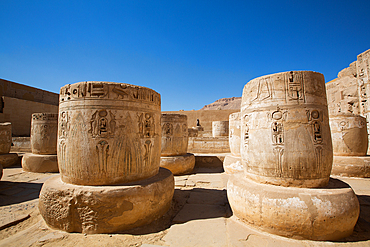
[331,156,370,177]
[223,154,242,174]
[0,153,19,168]
[22,153,59,173]
[39,168,174,234]
[227,173,359,241]
[160,153,195,175]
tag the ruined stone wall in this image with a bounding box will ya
[162,109,238,131]
[0,97,58,136]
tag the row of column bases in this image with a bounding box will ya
[2,72,366,241]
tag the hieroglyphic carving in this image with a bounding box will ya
[287,71,304,101]
[143,140,153,168]
[138,113,155,138]
[89,110,116,138]
[59,81,161,106]
[182,124,187,137]
[252,77,271,102]
[273,147,284,177]
[59,111,69,139]
[307,109,324,172]
[242,114,250,148]
[162,123,173,136]
[314,146,323,172]
[271,122,284,145]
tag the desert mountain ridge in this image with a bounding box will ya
[200,97,241,110]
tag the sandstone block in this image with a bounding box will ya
[0,153,19,168]
[228,112,241,156]
[31,113,58,155]
[161,114,188,156]
[58,81,161,186]
[227,173,360,240]
[0,122,12,154]
[22,153,58,173]
[331,156,370,177]
[223,154,242,174]
[39,168,174,234]
[212,121,229,137]
[0,164,3,180]
[330,113,368,156]
[160,153,195,175]
[241,71,332,187]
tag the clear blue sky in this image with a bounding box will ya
[1,0,369,111]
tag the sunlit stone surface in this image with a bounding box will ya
[39,81,174,233]
[227,71,359,240]
[22,113,59,172]
[0,122,18,168]
[223,112,242,174]
[160,114,195,175]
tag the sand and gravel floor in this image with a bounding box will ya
[1,154,370,247]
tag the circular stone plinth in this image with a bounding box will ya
[331,156,370,177]
[223,154,243,174]
[39,167,174,234]
[22,153,59,173]
[227,173,359,241]
[160,153,195,175]
[0,153,19,168]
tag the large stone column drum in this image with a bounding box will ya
[330,113,370,177]
[212,121,229,137]
[223,112,243,174]
[0,122,19,168]
[227,71,360,240]
[22,113,59,173]
[160,114,195,175]
[39,81,174,234]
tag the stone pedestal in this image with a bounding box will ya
[22,113,59,173]
[223,112,242,174]
[0,122,19,168]
[228,71,359,240]
[160,114,195,175]
[330,113,369,177]
[39,81,174,233]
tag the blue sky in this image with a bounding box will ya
[1,0,369,111]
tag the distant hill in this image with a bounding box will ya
[200,97,241,110]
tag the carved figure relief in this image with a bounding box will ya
[287,71,304,101]
[96,140,109,173]
[138,113,155,138]
[162,123,173,136]
[89,110,116,138]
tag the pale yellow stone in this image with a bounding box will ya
[188,136,230,153]
[161,114,188,156]
[58,81,161,186]
[22,153,58,173]
[331,156,370,177]
[38,168,174,234]
[241,71,332,188]
[31,113,58,155]
[228,112,241,156]
[160,153,195,175]
[0,122,12,154]
[223,154,242,174]
[227,173,360,241]
[212,121,229,137]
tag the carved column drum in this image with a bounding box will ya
[0,122,12,154]
[31,113,58,155]
[330,113,368,156]
[212,121,229,137]
[241,71,333,187]
[229,112,241,156]
[58,81,161,185]
[161,114,188,156]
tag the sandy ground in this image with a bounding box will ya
[0,155,370,247]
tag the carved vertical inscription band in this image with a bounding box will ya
[241,71,333,187]
[58,81,161,186]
